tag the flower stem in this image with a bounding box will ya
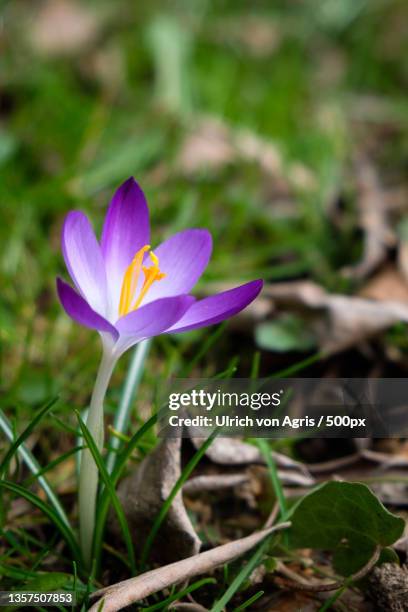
[79,347,116,568]
[105,339,151,475]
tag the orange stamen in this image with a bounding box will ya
[119,246,165,317]
[132,251,166,311]
[119,245,150,317]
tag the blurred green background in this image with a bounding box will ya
[1,0,408,411]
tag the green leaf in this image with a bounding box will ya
[287,481,405,576]
[255,315,316,353]
[263,556,278,572]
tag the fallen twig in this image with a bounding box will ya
[360,449,408,470]
[263,501,280,529]
[305,454,361,474]
[89,523,290,612]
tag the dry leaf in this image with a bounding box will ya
[235,129,282,176]
[30,0,99,56]
[343,155,394,280]
[247,563,267,586]
[177,116,283,178]
[177,117,235,175]
[263,280,408,355]
[306,448,408,480]
[370,481,408,508]
[189,436,314,486]
[190,436,260,464]
[394,535,408,558]
[254,465,315,490]
[113,438,200,563]
[89,522,290,612]
[183,473,249,495]
[177,117,316,208]
[212,16,281,57]
[80,46,125,94]
[359,265,408,303]
[255,592,320,611]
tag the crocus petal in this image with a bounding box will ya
[142,229,212,304]
[166,280,263,333]
[116,295,195,341]
[101,178,150,316]
[62,211,108,315]
[57,278,119,340]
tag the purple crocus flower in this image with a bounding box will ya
[57,177,263,567]
[57,177,262,357]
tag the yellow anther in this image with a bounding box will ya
[119,245,150,316]
[150,251,159,267]
[119,245,165,317]
[132,252,166,311]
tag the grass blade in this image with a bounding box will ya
[179,323,227,377]
[0,480,81,565]
[318,582,349,612]
[0,406,73,531]
[211,538,269,612]
[271,352,323,378]
[255,439,287,519]
[23,446,84,486]
[0,398,58,476]
[232,590,264,612]
[75,411,136,575]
